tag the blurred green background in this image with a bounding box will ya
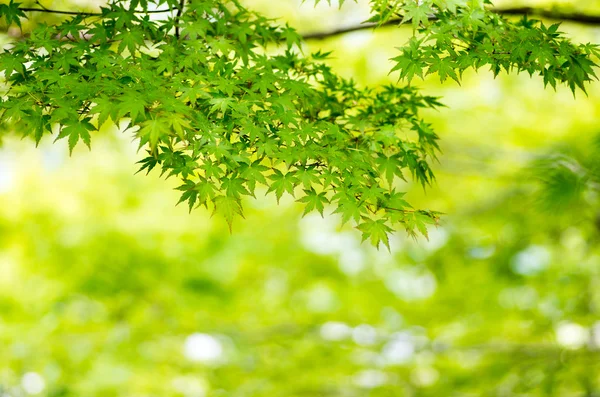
[1,0,600,395]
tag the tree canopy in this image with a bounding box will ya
[0,0,598,247]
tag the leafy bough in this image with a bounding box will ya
[0,0,597,248]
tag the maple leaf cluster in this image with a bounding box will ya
[0,0,597,248]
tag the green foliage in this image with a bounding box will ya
[0,0,25,28]
[387,1,600,92]
[0,0,597,245]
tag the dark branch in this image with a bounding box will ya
[498,6,600,25]
[302,7,600,40]
[174,0,185,39]
[20,7,100,16]
[18,6,173,17]
[15,5,600,40]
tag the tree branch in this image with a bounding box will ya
[174,0,185,39]
[18,6,173,17]
[14,5,600,41]
[302,7,600,40]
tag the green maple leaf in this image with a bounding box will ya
[434,0,465,13]
[176,179,198,212]
[221,176,251,199]
[382,190,411,212]
[177,175,217,211]
[118,94,147,123]
[195,177,216,208]
[0,0,26,28]
[181,19,211,40]
[0,53,25,78]
[111,6,135,30]
[209,97,234,115]
[240,160,268,193]
[282,26,301,49]
[405,210,438,239]
[332,192,364,225]
[213,195,244,232]
[169,114,193,140]
[137,118,169,154]
[267,170,297,203]
[296,167,320,189]
[90,97,119,128]
[253,76,276,96]
[377,154,405,187]
[358,184,387,207]
[55,118,95,154]
[202,159,224,180]
[391,38,427,82]
[357,218,393,250]
[179,84,211,104]
[136,155,159,175]
[297,189,329,216]
[24,112,51,146]
[117,29,145,56]
[401,1,433,29]
[428,56,460,83]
